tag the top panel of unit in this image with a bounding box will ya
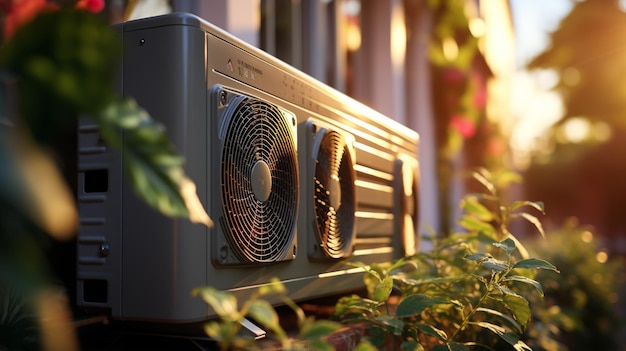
[120,12,419,149]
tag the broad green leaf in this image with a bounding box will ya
[401,341,425,351]
[518,212,545,238]
[375,315,405,335]
[449,342,470,351]
[354,340,378,351]
[246,300,284,339]
[98,98,212,226]
[371,276,394,302]
[305,340,334,351]
[202,321,223,340]
[507,234,530,260]
[460,196,493,221]
[472,168,496,195]
[476,307,522,334]
[389,257,419,273]
[333,295,381,320]
[481,258,509,272]
[510,200,545,214]
[396,294,449,318]
[464,253,488,262]
[366,325,387,348]
[477,325,533,351]
[299,319,342,340]
[512,258,559,273]
[192,287,238,319]
[503,292,531,328]
[459,215,495,236]
[491,169,522,190]
[493,238,516,255]
[474,321,504,335]
[203,320,240,343]
[416,323,448,341]
[503,275,544,297]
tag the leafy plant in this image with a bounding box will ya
[193,278,348,351]
[0,2,211,350]
[332,169,560,350]
[523,220,626,351]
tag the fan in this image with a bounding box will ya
[312,128,356,259]
[219,93,299,264]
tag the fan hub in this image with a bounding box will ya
[251,160,272,202]
[329,174,341,209]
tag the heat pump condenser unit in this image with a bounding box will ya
[76,12,420,324]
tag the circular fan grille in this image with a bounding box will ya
[221,97,298,263]
[313,130,356,258]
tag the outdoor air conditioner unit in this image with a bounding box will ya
[76,12,420,325]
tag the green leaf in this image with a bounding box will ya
[401,341,425,351]
[459,215,495,237]
[246,299,283,338]
[203,320,239,342]
[460,196,493,221]
[475,322,532,351]
[375,315,405,335]
[472,168,496,195]
[371,276,394,302]
[366,325,387,348]
[518,212,545,238]
[333,295,381,320]
[354,340,379,351]
[305,340,335,351]
[510,200,544,214]
[491,169,522,190]
[98,98,212,226]
[493,238,516,255]
[449,342,470,351]
[503,292,531,328]
[389,257,419,273]
[464,253,488,262]
[503,275,544,297]
[512,258,559,273]
[415,323,448,341]
[476,307,523,334]
[299,319,342,340]
[396,294,449,318]
[192,287,238,319]
[481,258,509,272]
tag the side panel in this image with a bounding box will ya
[119,24,209,321]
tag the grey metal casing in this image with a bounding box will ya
[76,13,420,323]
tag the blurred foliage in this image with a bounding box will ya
[0,2,210,350]
[193,279,347,351]
[529,0,626,131]
[524,219,626,351]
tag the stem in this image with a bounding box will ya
[449,272,495,342]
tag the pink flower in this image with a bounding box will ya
[1,0,58,40]
[442,67,466,87]
[449,115,476,139]
[75,0,104,13]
